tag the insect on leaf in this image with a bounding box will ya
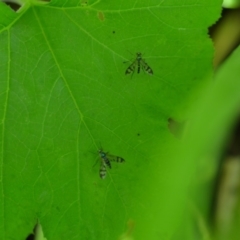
[98,149,125,179]
[125,52,153,76]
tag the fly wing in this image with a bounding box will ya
[108,154,125,163]
[141,59,153,75]
[125,61,136,75]
[104,157,112,169]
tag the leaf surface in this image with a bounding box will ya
[0,0,222,239]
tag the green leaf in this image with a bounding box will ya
[0,1,222,239]
[178,44,240,240]
[223,0,240,8]
[0,3,17,28]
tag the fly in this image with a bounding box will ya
[125,52,153,76]
[98,149,125,179]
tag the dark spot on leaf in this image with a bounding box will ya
[168,118,185,138]
[137,133,140,136]
[113,30,115,34]
[81,1,88,6]
[2,1,21,11]
[98,11,105,21]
